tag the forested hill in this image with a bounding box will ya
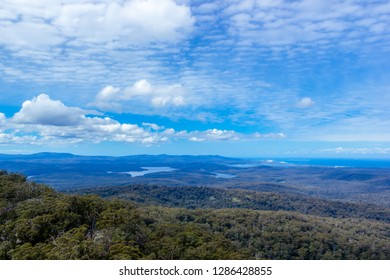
[75,184,390,223]
[1,171,390,260]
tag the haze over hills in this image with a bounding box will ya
[1,153,390,207]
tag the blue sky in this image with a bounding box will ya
[0,0,390,157]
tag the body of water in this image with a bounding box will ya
[213,172,236,179]
[117,167,176,177]
[228,164,259,168]
[283,158,390,168]
[238,158,390,169]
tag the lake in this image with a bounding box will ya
[121,167,176,177]
[213,172,237,179]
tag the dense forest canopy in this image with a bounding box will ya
[75,184,390,223]
[1,171,389,260]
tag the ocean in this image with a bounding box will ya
[275,158,390,168]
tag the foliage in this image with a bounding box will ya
[76,184,390,223]
[1,171,389,260]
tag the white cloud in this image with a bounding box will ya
[182,129,240,142]
[132,79,153,95]
[94,85,122,111]
[255,0,283,8]
[253,132,287,139]
[151,91,186,107]
[195,3,219,14]
[56,0,194,45]
[12,94,87,126]
[296,97,315,108]
[142,123,164,131]
[0,1,196,91]
[0,113,6,132]
[178,129,287,142]
[0,20,63,49]
[96,85,121,100]
[224,0,390,48]
[0,0,195,50]
[6,94,164,144]
[125,80,186,107]
[2,1,387,146]
[1,94,279,146]
[93,79,187,111]
[0,132,38,145]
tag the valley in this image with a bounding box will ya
[1,153,390,206]
[1,153,389,260]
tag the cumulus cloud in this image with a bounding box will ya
[96,85,121,101]
[1,94,279,146]
[93,79,187,111]
[12,94,87,126]
[125,79,186,107]
[94,86,122,111]
[6,94,165,145]
[296,97,315,108]
[183,129,240,142]
[132,79,153,95]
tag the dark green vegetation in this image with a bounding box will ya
[75,185,390,223]
[1,171,389,260]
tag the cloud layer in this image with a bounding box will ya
[0,1,389,153]
[1,94,283,146]
[0,0,194,49]
[224,0,390,48]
